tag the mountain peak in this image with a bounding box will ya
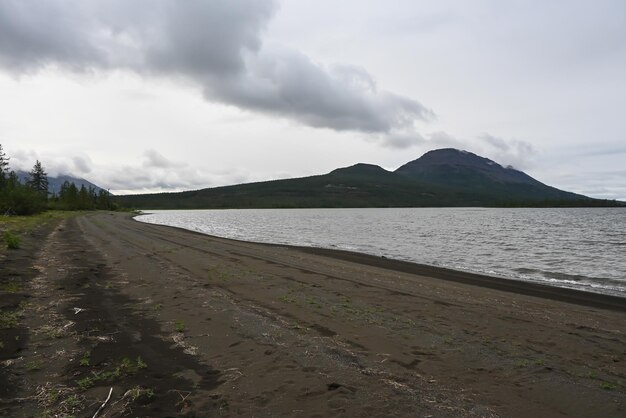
[395,148,536,186]
[417,148,501,167]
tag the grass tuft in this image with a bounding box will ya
[3,231,20,249]
[601,381,617,390]
[0,282,21,293]
[175,320,185,333]
[125,386,155,403]
[76,356,148,390]
[0,310,21,329]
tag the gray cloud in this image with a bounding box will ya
[72,155,92,174]
[478,134,537,170]
[143,149,180,169]
[546,170,626,201]
[106,163,249,194]
[426,131,466,149]
[0,0,432,137]
[382,131,425,149]
[9,149,69,177]
[409,131,538,170]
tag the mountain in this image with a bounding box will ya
[16,171,106,195]
[394,149,586,202]
[116,149,622,209]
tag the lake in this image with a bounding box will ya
[136,208,626,298]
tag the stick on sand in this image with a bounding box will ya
[92,387,113,418]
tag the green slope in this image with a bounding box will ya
[116,149,623,209]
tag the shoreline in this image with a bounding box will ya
[3,211,625,417]
[134,215,626,313]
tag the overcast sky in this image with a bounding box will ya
[0,0,624,199]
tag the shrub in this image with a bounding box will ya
[3,231,20,249]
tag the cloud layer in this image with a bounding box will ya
[0,0,432,140]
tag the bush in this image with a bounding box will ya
[3,231,20,249]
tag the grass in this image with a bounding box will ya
[601,381,617,390]
[3,231,20,249]
[175,320,186,333]
[515,359,530,368]
[26,360,43,371]
[279,294,297,304]
[0,310,21,329]
[0,282,21,292]
[126,386,155,402]
[0,210,77,233]
[34,385,85,418]
[76,356,148,390]
[0,211,81,253]
[79,351,91,366]
[63,394,83,409]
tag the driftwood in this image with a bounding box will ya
[92,387,113,418]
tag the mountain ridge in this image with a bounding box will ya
[115,148,622,209]
[16,170,107,195]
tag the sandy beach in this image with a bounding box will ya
[1,211,625,417]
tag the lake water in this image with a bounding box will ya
[136,208,626,298]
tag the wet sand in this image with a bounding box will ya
[1,211,625,417]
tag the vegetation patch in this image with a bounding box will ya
[0,310,21,329]
[175,320,186,333]
[0,211,77,235]
[3,231,20,249]
[0,282,21,293]
[601,381,617,391]
[26,360,43,371]
[125,386,155,403]
[34,384,86,417]
[76,356,148,390]
[79,351,91,367]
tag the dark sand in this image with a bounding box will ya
[1,211,625,417]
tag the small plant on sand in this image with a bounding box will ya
[125,386,155,403]
[175,320,185,333]
[0,282,21,292]
[601,381,617,390]
[64,394,83,409]
[26,360,43,371]
[76,357,148,390]
[79,351,91,366]
[3,231,20,249]
[76,376,95,390]
[118,356,148,374]
[0,310,21,329]
[279,294,296,304]
[515,359,529,368]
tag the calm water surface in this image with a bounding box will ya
[136,208,626,297]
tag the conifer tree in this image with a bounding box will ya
[0,144,9,186]
[28,160,49,197]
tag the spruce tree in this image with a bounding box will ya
[28,160,49,197]
[0,144,9,187]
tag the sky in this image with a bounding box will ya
[0,0,624,200]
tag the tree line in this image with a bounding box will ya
[0,144,116,215]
